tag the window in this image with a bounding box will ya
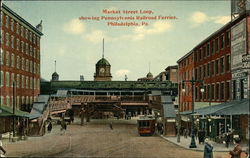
[220,57,224,73]
[204,85,207,100]
[240,79,244,99]
[216,83,220,100]
[5,15,9,28]
[11,35,14,49]
[5,72,9,87]
[30,45,32,56]
[26,76,29,89]
[6,33,9,46]
[215,59,219,74]
[30,32,32,42]
[207,63,210,77]
[220,34,224,49]
[195,51,198,61]
[34,63,36,74]
[22,57,24,70]
[226,31,230,46]
[11,19,14,31]
[11,54,14,67]
[215,38,219,52]
[26,59,29,72]
[25,29,28,40]
[33,48,36,58]
[226,55,230,71]
[16,39,20,51]
[34,79,36,89]
[221,82,224,100]
[207,43,210,57]
[199,66,202,79]
[203,47,206,59]
[0,71,3,87]
[11,73,14,87]
[17,56,20,69]
[37,50,40,60]
[211,61,214,76]
[33,34,36,44]
[226,81,230,100]
[21,41,24,53]
[16,23,19,34]
[17,74,20,88]
[0,49,3,65]
[21,26,24,37]
[203,65,206,78]
[199,49,202,60]
[30,61,32,72]
[22,75,24,88]
[211,84,215,100]
[1,30,4,44]
[37,64,40,74]
[6,51,9,66]
[30,77,32,89]
[26,43,29,55]
[207,85,210,100]
[195,68,198,80]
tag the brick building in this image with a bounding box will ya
[0,4,43,112]
[154,65,178,83]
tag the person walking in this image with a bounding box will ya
[109,122,113,130]
[203,138,213,158]
[225,133,231,148]
[47,122,52,133]
[60,120,67,135]
[0,135,6,157]
[229,137,242,158]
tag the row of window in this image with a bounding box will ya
[195,82,231,101]
[180,31,230,68]
[1,12,40,46]
[0,71,40,89]
[1,31,40,60]
[0,96,37,108]
[0,49,40,74]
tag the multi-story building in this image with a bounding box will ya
[154,65,178,83]
[0,4,43,112]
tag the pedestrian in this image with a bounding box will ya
[225,133,231,148]
[229,137,242,158]
[198,129,202,144]
[203,138,213,158]
[60,120,67,135]
[0,135,6,157]
[183,129,188,138]
[194,127,198,140]
[109,122,113,130]
[200,128,206,144]
[47,122,52,133]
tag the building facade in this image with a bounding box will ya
[94,57,112,81]
[0,4,43,112]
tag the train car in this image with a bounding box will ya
[137,115,156,136]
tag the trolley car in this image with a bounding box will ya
[137,115,156,136]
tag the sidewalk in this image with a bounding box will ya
[161,135,248,152]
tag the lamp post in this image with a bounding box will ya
[182,77,204,148]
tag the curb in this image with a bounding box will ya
[160,135,231,152]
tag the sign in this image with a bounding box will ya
[232,71,248,78]
[242,62,250,69]
[231,18,247,71]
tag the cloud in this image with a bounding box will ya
[134,21,172,35]
[115,69,130,78]
[63,19,85,34]
[190,11,208,24]
[189,11,230,26]
[85,30,106,43]
[211,16,230,25]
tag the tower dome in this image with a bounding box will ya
[96,58,110,66]
[52,72,59,81]
[147,72,153,78]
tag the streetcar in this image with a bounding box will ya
[137,115,156,136]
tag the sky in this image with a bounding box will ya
[3,1,231,81]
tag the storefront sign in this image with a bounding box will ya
[242,54,250,69]
[232,71,248,78]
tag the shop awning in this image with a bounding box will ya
[212,99,249,115]
[193,99,249,116]
[0,105,29,118]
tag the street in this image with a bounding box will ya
[3,118,244,158]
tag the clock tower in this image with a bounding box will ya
[94,39,112,81]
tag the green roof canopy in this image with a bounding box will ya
[0,105,29,118]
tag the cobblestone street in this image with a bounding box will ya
[2,118,246,158]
